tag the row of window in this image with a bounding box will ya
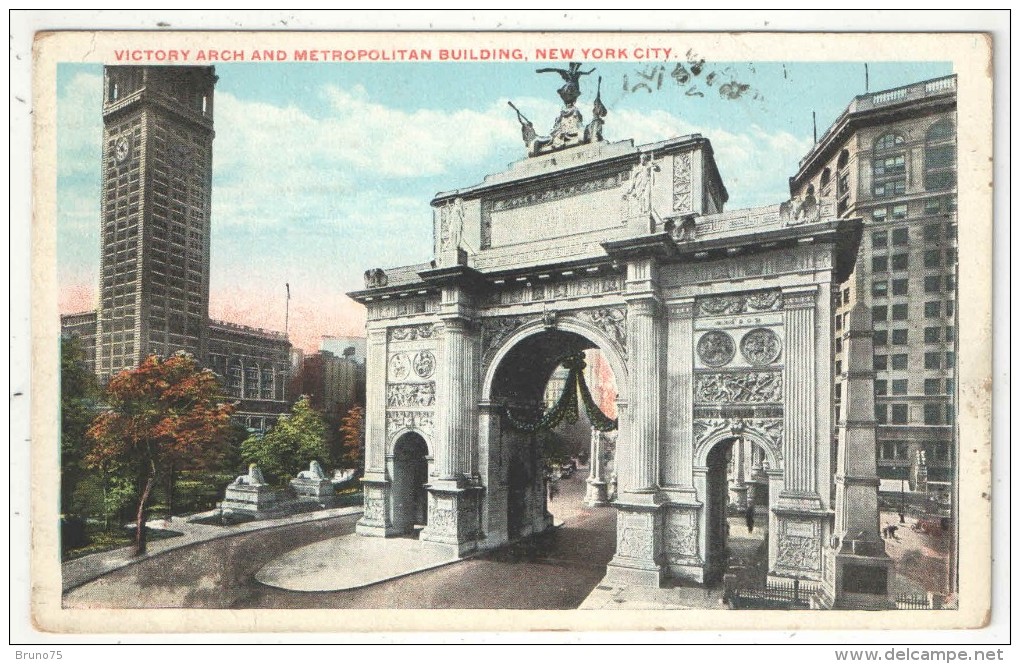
[875,377,955,396]
[879,441,951,464]
[871,248,958,273]
[874,351,955,371]
[872,278,956,298]
[876,403,954,426]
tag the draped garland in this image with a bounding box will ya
[503,353,618,433]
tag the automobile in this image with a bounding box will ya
[559,461,577,478]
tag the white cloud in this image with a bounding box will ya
[611,107,813,209]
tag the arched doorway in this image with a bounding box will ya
[703,436,773,586]
[483,322,626,548]
[390,432,429,536]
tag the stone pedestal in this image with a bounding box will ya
[356,477,392,537]
[584,479,609,506]
[221,484,284,515]
[662,502,704,582]
[290,477,334,499]
[604,499,665,587]
[419,481,483,556]
[729,483,748,511]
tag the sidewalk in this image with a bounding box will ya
[61,506,362,592]
[255,533,461,591]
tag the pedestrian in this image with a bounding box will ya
[745,503,755,534]
[888,524,899,540]
[548,478,559,502]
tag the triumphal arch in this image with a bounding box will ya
[349,66,862,589]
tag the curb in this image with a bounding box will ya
[61,506,364,593]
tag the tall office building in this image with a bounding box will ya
[96,66,217,382]
[789,76,958,508]
[63,65,292,433]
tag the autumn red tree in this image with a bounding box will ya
[338,404,365,473]
[85,353,235,555]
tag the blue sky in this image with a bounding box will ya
[57,59,951,351]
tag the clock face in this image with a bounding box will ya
[114,136,131,163]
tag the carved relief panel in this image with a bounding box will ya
[664,508,700,565]
[776,518,822,572]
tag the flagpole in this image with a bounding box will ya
[285,283,290,338]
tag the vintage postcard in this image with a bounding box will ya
[27,28,993,635]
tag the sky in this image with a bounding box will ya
[56,59,952,352]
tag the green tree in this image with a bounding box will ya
[60,336,100,517]
[85,353,235,555]
[338,404,365,472]
[241,395,329,485]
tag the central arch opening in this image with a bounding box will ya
[705,436,772,587]
[487,326,622,566]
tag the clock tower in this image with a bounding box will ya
[96,65,217,381]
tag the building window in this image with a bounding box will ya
[873,154,906,177]
[891,253,909,271]
[875,380,888,396]
[925,120,956,192]
[924,403,943,425]
[881,441,909,460]
[835,314,842,330]
[873,330,888,346]
[924,198,942,215]
[835,383,842,400]
[875,404,888,424]
[835,360,843,376]
[924,223,943,243]
[892,329,909,345]
[891,228,909,245]
[925,250,942,268]
[872,229,888,247]
[874,179,907,197]
[891,404,908,424]
[820,167,832,195]
[945,274,956,291]
[925,275,942,293]
[925,301,942,318]
[891,354,908,370]
[892,379,908,395]
[872,280,888,297]
[892,304,908,320]
[875,132,905,151]
[945,379,954,395]
[843,288,851,304]
[925,352,942,369]
[945,326,954,342]
[873,208,888,223]
[835,337,843,353]
[946,351,955,366]
[874,354,888,370]
[925,378,941,395]
[873,305,888,321]
[924,327,941,343]
[892,278,909,295]
[872,256,889,272]
[891,204,908,220]
[945,404,955,424]
[945,300,955,316]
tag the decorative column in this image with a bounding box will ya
[780,285,820,503]
[660,297,702,581]
[584,428,609,506]
[417,263,484,556]
[770,284,827,586]
[828,302,892,608]
[730,437,748,510]
[605,255,665,586]
[357,325,393,537]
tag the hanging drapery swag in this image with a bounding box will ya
[504,353,618,433]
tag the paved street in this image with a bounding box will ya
[65,472,617,610]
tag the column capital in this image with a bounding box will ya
[783,285,818,309]
[665,298,695,319]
